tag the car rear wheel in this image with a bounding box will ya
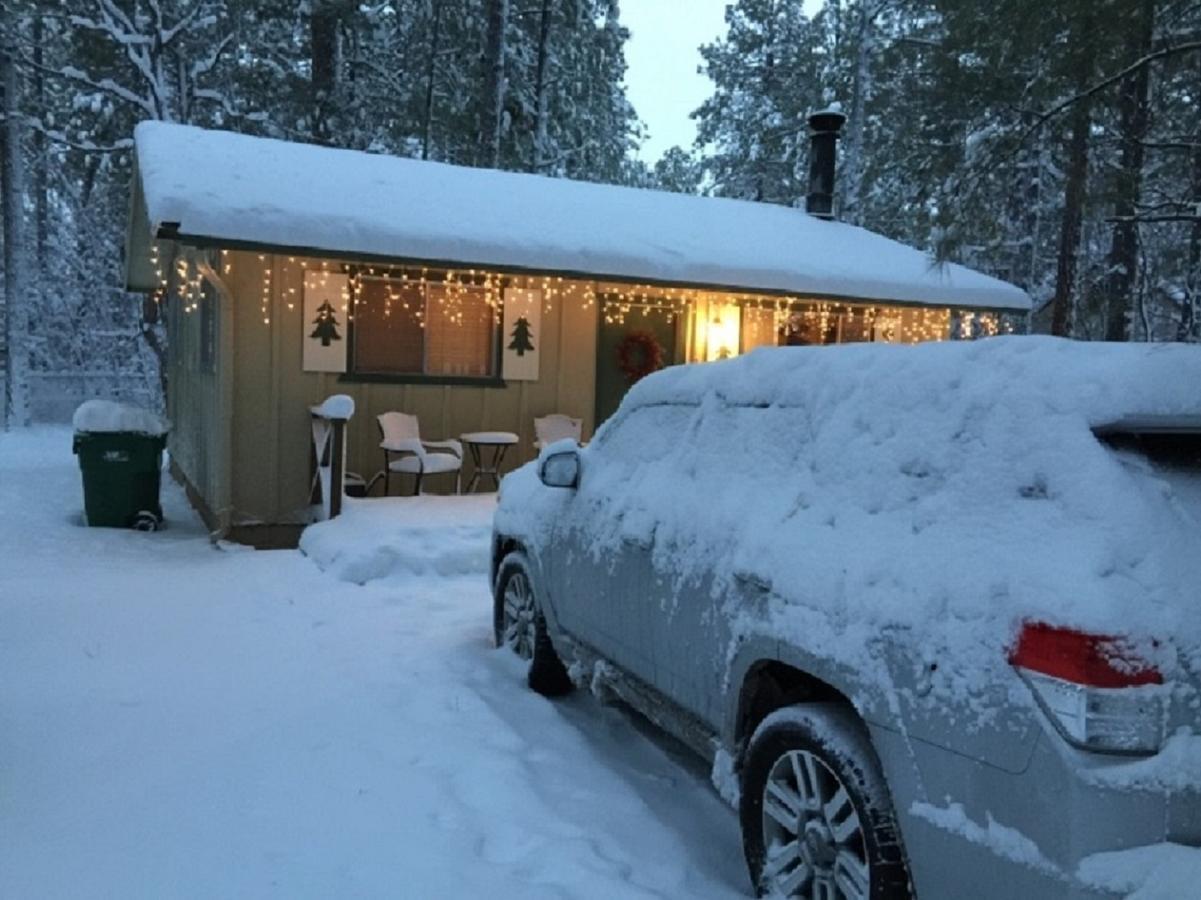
[740,704,910,900]
[492,552,573,697]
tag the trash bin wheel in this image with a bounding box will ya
[132,510,160,532]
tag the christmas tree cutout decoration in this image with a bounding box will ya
[310,300,342,346]
[508,315,535,356]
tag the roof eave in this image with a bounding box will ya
[157,227,1032,314]
[123,154,169,294]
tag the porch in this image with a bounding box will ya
[162,247,1028,546]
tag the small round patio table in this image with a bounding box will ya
[460,431,519,493]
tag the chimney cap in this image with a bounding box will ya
[808,106,847,134]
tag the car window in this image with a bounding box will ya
[592,404,698,465]
[1100,430,1201,515]
[580,405,698,541]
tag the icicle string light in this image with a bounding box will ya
[151,247,1017,346]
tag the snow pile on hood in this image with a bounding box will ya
[301,494,494,584]
[72,400,168,436]
[497,336,1201,703]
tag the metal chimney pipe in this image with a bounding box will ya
[806,107,847,219]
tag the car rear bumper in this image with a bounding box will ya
[870,723,1201,899]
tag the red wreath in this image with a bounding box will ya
[616,330,665,383]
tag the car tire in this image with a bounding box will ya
[493,552,573,697]
[740,703,910,900]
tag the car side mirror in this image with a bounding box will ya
[539,449,580,489]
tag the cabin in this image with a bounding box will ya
[124,119,1030,547]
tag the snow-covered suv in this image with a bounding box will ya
[491,337,1201,899]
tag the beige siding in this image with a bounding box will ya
[164,247,232,532]
[161,246,1019,536]
[174,249,1007,534]
[219,252,597,526]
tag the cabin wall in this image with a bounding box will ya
[220,251,598,532]
[165,247,232,533]
[196,248,1024,544]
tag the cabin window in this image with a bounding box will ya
[199,279,217,373]
[351,276,498,379]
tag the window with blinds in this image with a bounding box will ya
[351,276,498,378]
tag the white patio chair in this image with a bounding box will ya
[376,412,463,496]
[534,414,583,451]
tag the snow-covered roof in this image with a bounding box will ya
[131,122,1030,311]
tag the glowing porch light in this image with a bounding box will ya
[704,303,742,361]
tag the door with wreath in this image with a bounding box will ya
[594,297,681,426]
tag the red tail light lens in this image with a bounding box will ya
[1010,622,1167,754]
[1009,622,1162,688]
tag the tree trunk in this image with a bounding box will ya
[32,14,46,272]
[1181,110,1201,341]
[1103,0,1154,341]
[1179,52,1201,342]
[479,0,509,168]
[311,1,341,144]
[531,0,552,172]
[757,14,776,203]
[1,6,30,428]
[1049,99,1092,338]
[842,2,875,225]
[830,0,842,62]
[420,0,443,161]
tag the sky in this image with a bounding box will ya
[621,0,730,163]
[622,0,821,164]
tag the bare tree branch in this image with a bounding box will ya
[1108,214,1201,223]
[17,114,133,154]
[1025,40,1201,142]
[55,64,155,117]
[189,33,233,81]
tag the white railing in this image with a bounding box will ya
[309,394,355,520]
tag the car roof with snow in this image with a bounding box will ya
[130,121,1030,311]
[619,335,1201,425]
[536,337,1201,684]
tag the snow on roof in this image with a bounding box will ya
[133,121,1030,311]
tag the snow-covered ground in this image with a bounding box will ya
[0,427,744,899]
[300,493,496,584]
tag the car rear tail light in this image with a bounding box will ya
[1009,622,1167,755]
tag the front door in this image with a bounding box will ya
[594,300,680,427]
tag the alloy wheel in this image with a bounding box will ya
[760,748,870,900]
[501,570,537,660]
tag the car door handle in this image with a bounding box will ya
[734,569,772,594]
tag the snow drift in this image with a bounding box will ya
[300,495,495,584]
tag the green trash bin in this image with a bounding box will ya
[73,430,167,531]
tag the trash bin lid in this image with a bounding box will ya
[72,400,169,437]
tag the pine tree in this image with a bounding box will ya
[508,315,535,355]
[695,0,1201,341]
[310,301,342,346]
[695,0,820,205]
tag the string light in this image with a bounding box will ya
[147,247,1015,351]
[259,254,271,325]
